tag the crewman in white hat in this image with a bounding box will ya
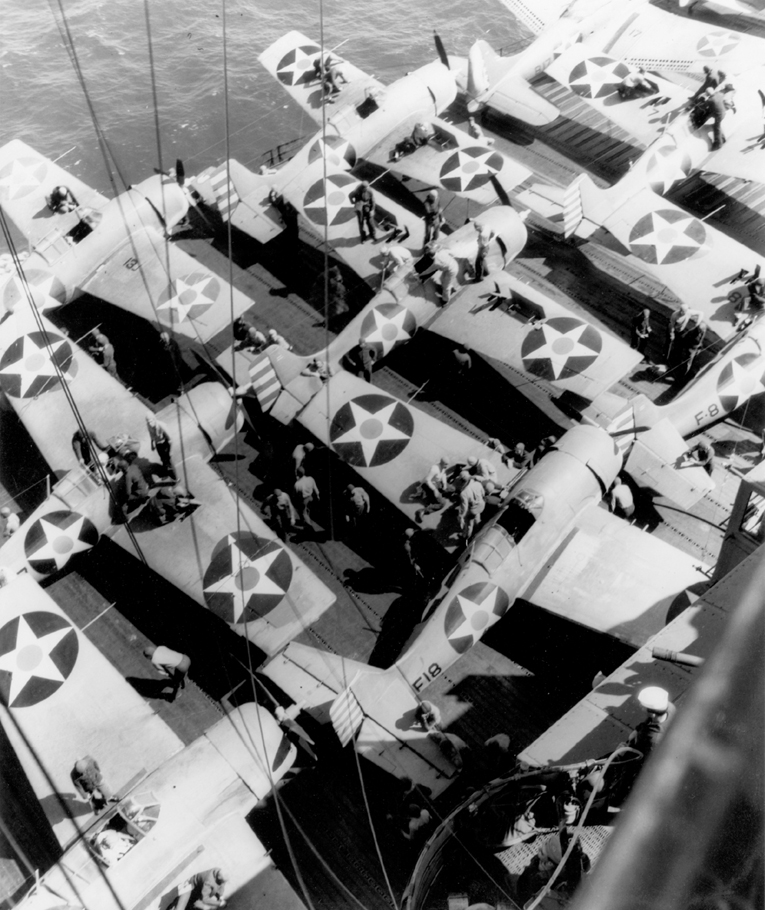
[628,686,676,756]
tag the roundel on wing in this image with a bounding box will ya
[203,532,293,624]
[628,208,707,265]
[275,42,321,85]
[2,269,67,314]
[697,31,739,58]
[567,56,630,99]
[443,582,510,654]
[439,147,504,193]
[0,611,79,708]
[0,155,48,202]
[646,144,693,195]
[329,393,414,467]
[716,352,765,413]
[24,511,99,577]
[359,304,417,357]
[303,172,357,227]
[0,330,77,399]
[156,272,219,324]
[521,316,602,381]
[308,135,356,169]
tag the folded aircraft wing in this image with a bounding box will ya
[531,176,757,342]
[0,139,110,247]
[258,30,383,125]
[603,5,765,75]
[79,224,255,343]
[429,270,643,401]
[108,452,335,655]
[196,152,422,284]
[365,118,532,205]
[0,574,183,847]
[293,369,518,549]
[545,45,690,147]
[0,309,336,655]
[522,502,709,648]
[496,0,570,35]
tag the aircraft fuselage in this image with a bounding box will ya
[394,425,622,692]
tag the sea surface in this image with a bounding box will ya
[0,0,529,195]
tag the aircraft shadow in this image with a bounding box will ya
[39,791,92,827]
[367,594,425,669]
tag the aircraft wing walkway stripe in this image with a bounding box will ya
[210,166,240,221]
[248,353,282,412]
[330,685,364,747]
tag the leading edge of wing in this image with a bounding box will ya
[429,271,643,401]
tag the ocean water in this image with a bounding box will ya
[0,0,529,193]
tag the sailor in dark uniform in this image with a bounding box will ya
[48,185,78,214]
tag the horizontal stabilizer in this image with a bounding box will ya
[625,418,715,509]
[193,160,284,243]
[481,74,560,126]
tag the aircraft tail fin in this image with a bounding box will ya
[192,160,284,244]
[259,344,325,424]
[263,642,463,794]
[466,40,559,125]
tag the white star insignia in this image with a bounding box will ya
[277,44,320,85]
[0,615,72,706]
[718,352,765,409]
[0,333,74,397]
[568,58,624,98]
[28,515,94,571]
[524,322,598,379]
[332,398,411,466]
[157,276,215,322]
[698,31,738,56]
[646,144,692,195]
[3,270,65,313]
[630,210,705,264]
[203,537,286,623]
[448,588,504,644]
[362,307,414,356]
[0,157,47,200]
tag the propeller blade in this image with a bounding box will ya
[434,31,449,70]
[490,174,511,207]
[175,159,186,187]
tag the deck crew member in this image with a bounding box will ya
[294,469,320,527]
[512,442,533,470]
[458,471,486,539]
[72,427,108,473]
[415,456,451,524]
[403,528,430,589]
[123,452,151,513]
[689,66,726,104]
[666,303,703,365]
[143,644,191,702]
[532,435,557,466]
[679,439,715,476]
[617,67,658,100]
[48,184,78,214]
[266,488,299,539]
[452,344,473,377]
[701,84,734,150]
[628,686,676,757]
[146,415,174,478]
[344,484,371,529]
[679,316,707,379]
[473,221,496,282]
[356,337,377,383]
[292,442,315,476]
[411,121,436,147]
[267,328,292,350]
[420,243,460,305]
[300,358,333,381]
[349,180,377,243]
[422,190,444,246]
[71,755,114,811]
[172,868,228,910]
[380,243,414,272]
[467,454,498,487]
[415,700,442,733]
[89,332,118,378]
[609,479,635,520]
[486,437,512,467]
[631,308,652,359]
[467,115,494,146]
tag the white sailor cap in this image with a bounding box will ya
[638,686,669,714]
